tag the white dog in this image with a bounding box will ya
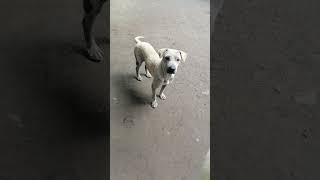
[133,36,187,108]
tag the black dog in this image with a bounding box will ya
[82,0,106,62]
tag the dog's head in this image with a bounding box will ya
[158,48,187,75]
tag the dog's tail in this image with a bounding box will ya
[134,36,144,43]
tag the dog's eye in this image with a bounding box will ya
[177,58,180,61]
[165,57,170,61]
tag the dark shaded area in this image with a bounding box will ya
[212,0,320,179]
[0,1,108,179]
[112,73,151,106]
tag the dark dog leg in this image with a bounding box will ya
[82,0,106,62]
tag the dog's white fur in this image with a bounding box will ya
[133,36,187,108]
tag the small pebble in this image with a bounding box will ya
[202,90,210,96]
[112,97,119,104]
[294,92,317,105]
[301,128,312,139]
[122,116,135,128]
[272,86,281,94]
[8,113,24,128]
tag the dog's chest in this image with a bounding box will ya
[162,74,174,85]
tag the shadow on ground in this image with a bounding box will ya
[112,73,151,106]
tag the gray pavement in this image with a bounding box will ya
[110,0,210,179]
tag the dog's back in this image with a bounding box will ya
[134,36,160,63]
[134,36,161,76]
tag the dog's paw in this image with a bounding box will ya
[151,101,158,108]
[145,72,152,78]
[159,93,166,100]
[136,76,142,81]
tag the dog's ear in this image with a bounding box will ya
[158,48,168,59]
[179,50,188,62]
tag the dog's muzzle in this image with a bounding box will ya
[167,66,176,74]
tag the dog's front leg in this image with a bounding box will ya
[151,80,161,108]
[159,84,167,100]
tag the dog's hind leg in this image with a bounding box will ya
[136,62,142,81]
[145,65,152,78]
[134,53,143,81]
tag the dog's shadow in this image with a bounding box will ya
[112,73,151,106]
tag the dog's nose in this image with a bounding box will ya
[167,66,176,74]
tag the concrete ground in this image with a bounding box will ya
[110,0,210,180]
[0,1,107,179]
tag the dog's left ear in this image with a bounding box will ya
[179,50,188,62]
[158,48,168,59]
